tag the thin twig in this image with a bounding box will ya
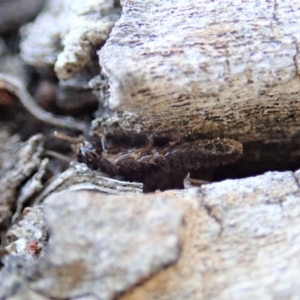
[0,74,87,132]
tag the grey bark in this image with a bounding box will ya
[2,170,300,300]
[2,1,300,300]
[99,0,300,146]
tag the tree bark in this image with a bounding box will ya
[2,1,300,300]
[99,0,300,145]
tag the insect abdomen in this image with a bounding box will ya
[164,139,243,171]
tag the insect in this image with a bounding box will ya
[54,132,243,191]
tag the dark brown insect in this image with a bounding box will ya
[54,132,243,191]
[90,139,240,177]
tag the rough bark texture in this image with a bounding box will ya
[19,0,120,111]
[21,0,120,80]
[1,191,185,299]
[120,170,300,300]
[99,0,300,145]
[0,131,44,228]
[2,170,300,299]
[2,0,300,299]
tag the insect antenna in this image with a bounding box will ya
[53,131,85,144]
[43,150,72,162]
[43,132,79,162]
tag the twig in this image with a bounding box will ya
[0,74,87,132]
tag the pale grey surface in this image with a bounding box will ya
[0,0,45,33]
[0,191,184,299]
[2,170,300,299]
[20,0,120,80]
[121,171,300,300]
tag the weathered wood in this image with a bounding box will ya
[121,171,300,300]
[2,1,300,299]
[0,131,44,228]
[20,0,120,80]
[99,0,300,145]
[2,170,300,299]
[2,190,185,299]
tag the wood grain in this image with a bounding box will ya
[99,0,300,145]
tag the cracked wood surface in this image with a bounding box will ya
[2,170,300,299]
[100,0,300,145]
[120,170,300,300]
